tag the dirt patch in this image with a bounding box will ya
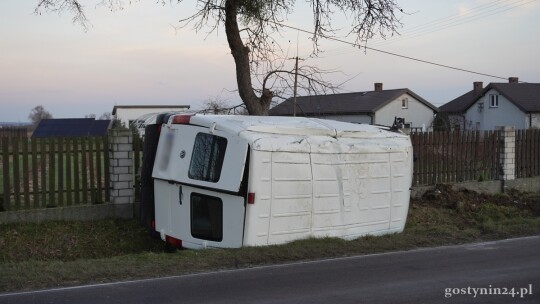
[414,184,540,216]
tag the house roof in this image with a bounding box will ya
[439,90,482,113]
[112,105,190,115]
[32,118,111,138]
[440,83,540,113]
[490,83,540,112]
[268,89,438,116]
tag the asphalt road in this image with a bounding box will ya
[1,236,539,304]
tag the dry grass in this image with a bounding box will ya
[1,187,539,292]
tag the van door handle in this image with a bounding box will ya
[179,185,183,205]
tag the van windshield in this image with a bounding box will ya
[188,133,227,182]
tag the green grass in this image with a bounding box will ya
[0,220,163,263]
[1,189,539,292]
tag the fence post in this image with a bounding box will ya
[496,126,516,181]
[108,129,134,212]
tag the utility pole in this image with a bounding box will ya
[293,56,298,117]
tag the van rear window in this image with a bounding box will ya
[188,133,227,182]
[191,193,223,242]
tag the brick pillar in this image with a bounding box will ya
[109,129,134,205]
[496,126,515,181]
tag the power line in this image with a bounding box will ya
[370,0,535,48]
[277,23,514,82]
[392,0,507,35]
[323,0,535,56]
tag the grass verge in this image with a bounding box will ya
[1,185,539,292]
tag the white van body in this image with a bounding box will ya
[152,115,413,249]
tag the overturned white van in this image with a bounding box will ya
[147,114,413,249]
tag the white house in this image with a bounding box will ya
[269,83,438,130]
[440,77,540,130]
[112,105,190,128]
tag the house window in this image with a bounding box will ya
[402,98,408,109]
[191,193,223,242]
[188,133,227,183]
[489,94,499,108]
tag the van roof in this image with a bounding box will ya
[180,115,401,138]
[169,115,410,153]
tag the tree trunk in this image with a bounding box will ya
[224,0,272,115]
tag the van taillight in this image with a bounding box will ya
[151,220,156,229]
[248,192,255,204]
[172,114,194,124]
[165,235,182,248]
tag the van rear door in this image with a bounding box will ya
[170,184,245,248]
[153,124,249,248]
[153,124,249,193]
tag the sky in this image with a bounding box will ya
[0,0,539,123]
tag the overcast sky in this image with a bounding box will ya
[1,0,538,122]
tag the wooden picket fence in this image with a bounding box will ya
[0,136,110,211]
[1,128,539,211]
[411,130,501,186]
[0,126,29,142]
[516,129,540,178]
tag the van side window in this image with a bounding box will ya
[191,193,223,242]
[188,133,227,182]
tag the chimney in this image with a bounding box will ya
[508,77,519,83]
[374,83,383,91]
[473,81,483,93]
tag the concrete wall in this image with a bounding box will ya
[0,203,135,224]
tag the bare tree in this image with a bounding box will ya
[198,96,233,115]
[28,105,53,127]
[35,0,403,115]
[257,56,346,109]
[85,113,96,119]
[98,112,112,120]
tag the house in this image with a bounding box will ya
[269,83,439,130]
[32,118,111,138]
[112,105,190,128]
[440,77,540,130]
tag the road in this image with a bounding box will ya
[1,236,539,304]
